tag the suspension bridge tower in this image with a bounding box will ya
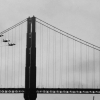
[24,16,37,100]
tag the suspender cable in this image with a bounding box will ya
[67,37,69,88]
[5,33,6,88]
[46,27,48,88]
[0,38,1,87]
[74,40,76,88]
[41,24,43,88]
[79,43,82,88]
[41,23,43,88]
[99,51,100,88]
[61,35,64,88]
[1,38,2,88]
[79,43,81,88]
[86,45,87,88]
[92,48,93,88]
[80,43,82,88]
[6,32,9,87]
[40,22,43,88]
[60,34,63,88]
[73,39,74,88]
[14,28,16,88]
[53,30,56,88]
[60,33,62,88]
[78,44,80,88]
[7,31,9,88]
[20,25,21,88]
[53,30,54,88]
[55,31,56,88]
[48,28,50,88]
[46,27,50,88]
[21,24,22,87]
[11,29,12,87]
[66,38,67,88]
[86,46,88,88]
[18,25,20,88]
[12,29,14,87]
[18,26,20,87]
[73,39,75,88]
[87,46,89,88]
[39,23,41,88]
[93,48,95,88]
[93,48,94,88]
[46,27,49,88]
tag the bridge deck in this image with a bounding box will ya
[0,88,100,94]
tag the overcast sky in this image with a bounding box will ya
[0,0,100,100]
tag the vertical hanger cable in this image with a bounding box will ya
[59,34,61,88]
[55,31,56,88]
[11,29,13,88]
[53,30,54,88]
[66,37,67,88]
[87,46,89,88]
[39,23,41,88]
[21,24,22,87]
[46,27,48,88]
[81,43,82,88]
[18,25,20,88]
[14,28,16,88]
[99,50,100,88]
[0,33,2,87]
[41,24,43,88]
[62,35,64,88]
[7,31,9,88]
[67,37,69,88]
[48,27,50,88]
[79,43,81,88]
[86,45,87,88]
[73,39,74,88]
[93,48,95,88]
[5,32,6,87]
[74,40,76,88]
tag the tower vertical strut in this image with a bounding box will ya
[29,16,37,100]
[24,16,37,100]
[24,17,31,100]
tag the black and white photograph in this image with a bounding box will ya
[0,0,100,100]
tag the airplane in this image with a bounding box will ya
[3,39,10,42]
[8,42,15,46]
[0,34,3,37]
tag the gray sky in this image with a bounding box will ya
[0,0,100,100]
